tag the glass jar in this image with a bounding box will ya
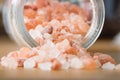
[2,0,105,48]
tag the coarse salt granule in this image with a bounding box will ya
[24,17,29,23]
[94,59,101,68]
[29,29,43,39]
[60,60,70,70]
[40,40,61,58]
[35,25,44,33]
[49,19,62,31]
[1,57,18,69]
[24,59,36,69]
[38,62,52,71]
[70,57,84,69]
[102,62,115,70]
[43,33,53,40]
[57,54,70,70]
[56,39,71,53]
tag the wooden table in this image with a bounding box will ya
[0,36,120,80]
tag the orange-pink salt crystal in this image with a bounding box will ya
[56,39,71,53]
[93,53,116,65]
[51,58,61,70]
[24,8,37,19]
[80,56,97,69]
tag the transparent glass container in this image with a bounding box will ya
[2,0,105,48]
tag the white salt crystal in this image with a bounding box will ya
[35,25,44,33]
[24,59,36,69]
[102,62,115,70]
[38,50,46,56]
[29,29,43,39]
[43,33,52,40]
[60,59,70,70]
[49,19,62,30]
[1,57,18,69]
[24,17,29,23]
[56,39,70,53]
[46,40,56,48]
[47,40,61,58]
[37,9,46,15]
[38,62,52,71]
[70,57,84,69]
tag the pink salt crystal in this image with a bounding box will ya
[102,62,115,70]
[115,64,120,71]
[70,57,84,69]
[17,59,25,67]
[1,57,18,69]
[41,26,53,34]
[49,19,62,31]
[20,47,31,54]
[40,40,60,58]
[27,55,40,63]
[51,58,61,70]
[27,48,38,58]
[38,62,52,71]
[24,59,36,69]
[93,56,101,68]
[18,52,28,60]
[7,51,18,59]
[18,47,37,59]
[41,40,56,51]
[80,56,97,69]
[72,13,89,34]
[56,39,71,53]
[94,59,101,68]
[61,19,74,32]
[77,21,89,34]
[78,48,90,56]
[93,53,116,65]
[35,37,45,46]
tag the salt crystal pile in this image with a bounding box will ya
[0,0,119,71]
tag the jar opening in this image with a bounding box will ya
[3,0,105,48]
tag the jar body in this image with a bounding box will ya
[3,0,105,48]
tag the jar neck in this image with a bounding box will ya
[82,0,105,48]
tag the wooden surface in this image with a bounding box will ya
[0,36,120,80]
